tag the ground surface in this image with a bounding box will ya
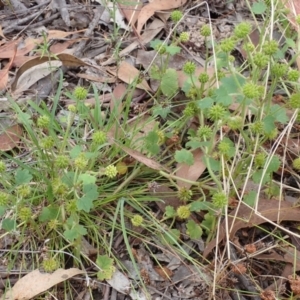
[1,0,300,300]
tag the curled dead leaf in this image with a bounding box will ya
[0,124,23,151]
[204,200,300,258]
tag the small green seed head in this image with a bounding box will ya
[263,40,279,56]
[207,104,227,121]
[216,70,226,80]
[288,70,300,82]
[289,93,300,109]
[227,116,243,130]
[243,42,255,52]
[183,102,198,117]
[18,207,32,222]
[131,214,144,227]
[271,62,288,78]
[40,136,55,150]
[92,130,107,145]
[105,165,118,178]
[183,61,196,75]
[251,121,264,135]
[200,24,211,37]
[254,152,267,168]
[212,192,228,208]
[177,205,191,219]
[178,187,193,202]
[253,53,269,68]
[37,115,50,128]
[68,104,77,113]
[171,10,183,23]
[242,82,261,99]
[66,200,77,213]
[74,86,88,101]
[179,32,190,42]
[264,128,278,140]
[55,155,69,169]
[198,72,209,83]
[154,43,166,55]
[52,179,68,196]
[293,158,300,170]
[17,185,31,198]
[234,22,251,39]
[43,257,59,273]
[48,219,60,230]
[220,38,236,53]
[0,161,6,173]
[0,191,9,206]
[74,153,88,170]
[218,140,231,155]
[296,15,300,25]
[197,125,213,140]
[186,87,198,100]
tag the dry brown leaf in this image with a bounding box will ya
[148,184,181,211]
[204,200,300,258]
[136,0,187,35]
[255,247,300,270]
[0,25,5,39]
[118,144,170,172]
[2,268,85,300]
[76,73,116,83]
[0,124,23,151]
[0,44,17,91]
[11,53,96,91]
[154,266,173,280]
[47,29,86,40]
[118,0,142,26]
[111,83,127,115]
[49,39,81,54]
[107,61,152,91]
[284,0,300,29]
[176,148,206,189]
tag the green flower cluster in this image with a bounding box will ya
[74,86,88,101]
[177,205,191,219]
[131,215,143,227]
[105,165,118,178]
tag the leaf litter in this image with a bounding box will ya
[2,0,300,299]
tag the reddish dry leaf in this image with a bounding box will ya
[118,144,170,172]
[284,0,300,29]
[4,268,84,300]
[136,0,187,34]
[111,83,127,115]
[154,266,173,280]
[49,39,81,54]
[255,247,300,271]
[0,44,17,90]
[47,29,86,40]
[76,73,116,83]
[148,184,181,211]
[118,0,142,26]
[176,148,206,189]
[107,61,152,91]
[204,200,300,258]
[0,124,23,151]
